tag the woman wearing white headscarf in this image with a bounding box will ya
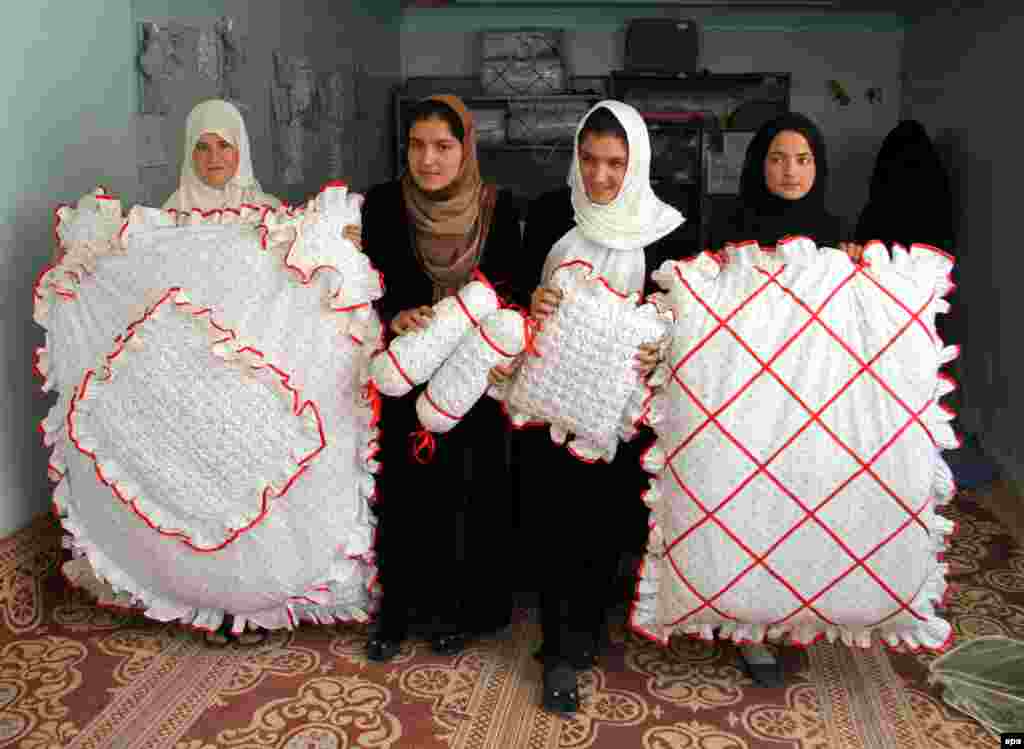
[164,99,362,248]
[164,99,281,213]
[514,101,685,714]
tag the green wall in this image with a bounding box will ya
[132,0,225,19]
[1,0,136,213]
[401,6,907,33]
[1,0,138,537]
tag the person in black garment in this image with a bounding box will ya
[507,100,685,714]
[360,95,529,662]
[854,119,957,341]
[520,109,690,618]
[854,119,954,255]
[706,112,847,255]
[705,111,857,687]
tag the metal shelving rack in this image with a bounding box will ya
[609,71,792,253]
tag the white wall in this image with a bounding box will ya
[400,12,905,228]
[901,7,1024,491]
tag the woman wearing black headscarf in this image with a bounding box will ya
[854,120,958,339]
[707,112,849,254]
[855,119,954,253]
[705,112,854,687]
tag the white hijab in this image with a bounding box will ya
[568,100,684,252]
[542,101,685,294]
[163,99,279,212]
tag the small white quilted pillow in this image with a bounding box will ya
[506,262,671,462]
[369,280,500,397]
[417,308,527,433]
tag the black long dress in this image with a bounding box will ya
[519,186,683,661]
[854,119,957,342]
[362,180,530,641]
[854,120,954,253]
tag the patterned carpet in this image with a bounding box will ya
[0,489,1014,748]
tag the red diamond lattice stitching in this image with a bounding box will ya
[630,237,959,651]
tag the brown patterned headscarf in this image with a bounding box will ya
[400,94,497,301]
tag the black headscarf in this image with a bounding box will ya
[709,112,842,250]
[855,120,954,252]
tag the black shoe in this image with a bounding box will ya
[473,615,512,638]
[738,648,784,688]
[542,660,579,715]
[366,635,403,662]
[533,646,597,670]
[431,631,467,656]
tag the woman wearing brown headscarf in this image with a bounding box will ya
[361,95,530,661]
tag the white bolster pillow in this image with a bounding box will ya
[416,308,527,433]
[368,279,499,397]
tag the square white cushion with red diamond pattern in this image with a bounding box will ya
[631,237,959,651]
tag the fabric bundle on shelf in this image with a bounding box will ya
[507,100,592,145]
[479,29,566,96]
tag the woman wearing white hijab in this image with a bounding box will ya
[512,101,684,714]
[164,99,281,213]
[164,99,363,249]
[535,99,684,293]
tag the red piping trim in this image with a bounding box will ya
[423,387,461,423]
[64,286,327,553]
[385,349,415,389]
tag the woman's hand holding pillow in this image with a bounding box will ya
[391,306,435,335]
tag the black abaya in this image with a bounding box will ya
[855,120,955,252]
[854,120,957,342]
[519,186,670,660]
[362,180,530,640]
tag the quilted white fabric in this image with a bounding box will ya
[417,308,528,433]
[368,280,500,397]
[505,260,671,462]
[34,184,384,633]
[261,181,376,312]
[55,187,124,254]
[631,237,959,651]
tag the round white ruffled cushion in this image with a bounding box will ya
[35,183,384,633]
[631,237,959,651]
